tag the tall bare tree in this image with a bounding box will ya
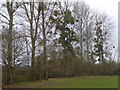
[0,2,21,84]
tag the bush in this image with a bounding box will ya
[14,75,29,83]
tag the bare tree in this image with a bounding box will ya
[0,2,21,84]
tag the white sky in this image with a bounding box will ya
[0,0,119,60]
[84,0,119,61]
[85,0,118,45]
[0,0,118,44]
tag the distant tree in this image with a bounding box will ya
[73,2,95,63]
[51,2,78,76]
[93,14,114,74]
[21,2,42,81]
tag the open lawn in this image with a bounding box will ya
[5,76,118,88]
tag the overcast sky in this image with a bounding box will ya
[0,0,118,44]
[85,0,118,45]
[0,0,119,60]
[84,0,119,60]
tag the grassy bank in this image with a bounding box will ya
[5,76,118,88]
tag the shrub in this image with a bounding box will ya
[14,75,29,83]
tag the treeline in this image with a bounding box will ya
[0,1,118,85]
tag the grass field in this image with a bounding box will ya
[5,76,118,88]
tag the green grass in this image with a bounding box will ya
[5,76,118,88]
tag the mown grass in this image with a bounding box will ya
[5,76,118,88]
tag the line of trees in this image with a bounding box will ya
[0,1,118,85]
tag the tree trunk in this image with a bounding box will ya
[30,2,36,81]
[86,28,89,63]
[42,2,48,80]
[31,40,36,80]
[80,18,83,61]
[6,2,13,84]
